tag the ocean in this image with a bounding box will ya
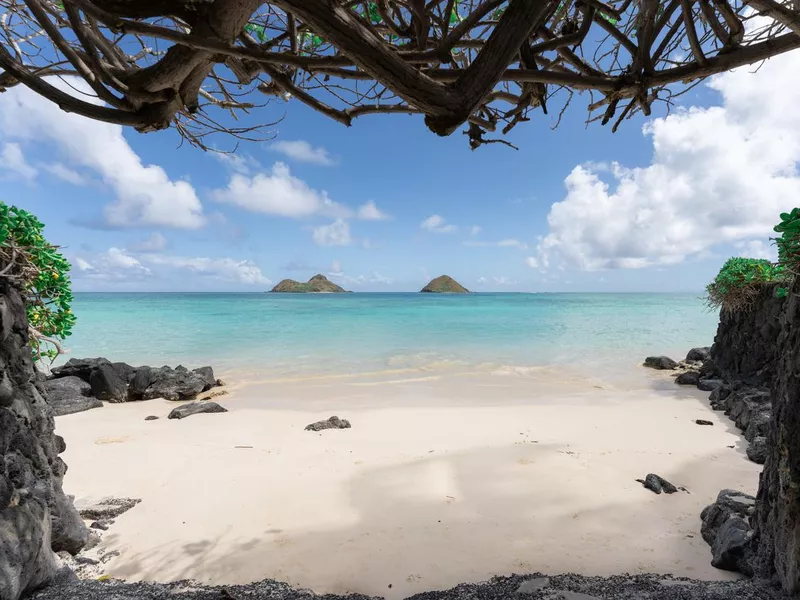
[56,292,719,380]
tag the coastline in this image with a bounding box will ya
[54,367,761,599]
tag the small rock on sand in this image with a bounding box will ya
[305,416,351,431]
[637,473,679,494]
[643,356,678,370]
[144,415,159,421]
[696,419,714,426]
[78,497,141,521]
[168,401,228,420]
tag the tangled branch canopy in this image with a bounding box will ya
[1,0,799,148]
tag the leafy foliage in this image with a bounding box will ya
[0,202,75,362]
[705,257,787,313]
[774,209,800,298]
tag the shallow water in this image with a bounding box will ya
[58,292,718,379]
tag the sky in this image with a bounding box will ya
[0,47,798,293]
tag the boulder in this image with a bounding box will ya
[0,280,87,600]
[192,366,216,391]
[50,357,111,382]
[700,489,755,545]
[711,515,755,575]
[142,367,207,401]
[168,401,228,420]
[675,371,701,386]
[643,356,678,370]
[40,376,103,417]
[747,437,768,465]
[127,366,154,400]
[637,473,678,494]
[88,364,128,403]
[305,415,351,432]
[697,378,723,392]
[744,410,771,442]
[686,347,712,362]
[111,362,137,383]
[709,383,734,410]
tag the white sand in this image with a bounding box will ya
[55,366,761,599]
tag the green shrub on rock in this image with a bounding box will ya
[774,208,800,298]
[705,257,787,313]
[0,202,75,362]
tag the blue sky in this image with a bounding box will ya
[0,50,797,293]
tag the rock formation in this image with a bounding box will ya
[43,359,222,414]
[0,279,87,600]
[420,275,469,293]
[271,274,347,293]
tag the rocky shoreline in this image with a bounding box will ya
[26,572,788,600]
[40,357,226,417]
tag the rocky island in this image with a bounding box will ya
[420,275,469,293]
[270,274,347,293]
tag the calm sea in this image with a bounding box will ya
[55,293,719,380]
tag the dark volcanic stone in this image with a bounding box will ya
[638,473,679,494]
[745,410,771,442]
[143,367,207,401]
[698,378,723,392]
[711,515,755,575]
[50,357,112,382]
[41,376,103,417]
[643,356,678,370]
[111,362,137,382]
[701,489,756,546]
[747,437,767,465]
[305,415,352,432]
[78,498,141,521]
[128,366,154,400]
[0,280,88,600]
[696,419,714,426]
[686,347,712,362]
[675,371,701,386]
[144,415,159,421]
[89,364,128,403]
[192,366,216,391]
[167,401,228,420]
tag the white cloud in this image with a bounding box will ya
[43,162,85,185]
[74,257,96,272]
[530,48,800,271]
[1,143,37,180]
[270,140,335,166]
[477,276,487,284]
[128,232,168,253]
[143,255,271,285]
[214,151,261,175]
[212,162,349,219]
[466,238,528,250]
[313,219,352,246]
[470,225,482,236]
[0,79,205,229]
[421,214,457,233]
[330,260,344,276]
[357,200,390,221]
[736,239,778,261]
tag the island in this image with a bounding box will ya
[270,274,347,293]
[420,275,470,293]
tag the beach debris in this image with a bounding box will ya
[643,356,678,370]
[144,415,159,421]
[168,401,228,420]
[305,415,351,431]
[78,497,141,521]
[637,473,679,494]
[675,371,701,386]
[198,388,229,401]
[696,419,714,426]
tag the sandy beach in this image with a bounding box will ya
[55,366,761,599]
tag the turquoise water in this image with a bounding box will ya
[56,293,719,378]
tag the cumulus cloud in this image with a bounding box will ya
[212,162,349,219]
[43,162,85,185]
[357,200,390,221]
[313,219,352,246]
[144,255,271,285]
[421,214,457,233]
[1,143,37,180]
[528,48,800,271]
[736,239,778,261]
[0,80,205,229]
[270,140,335,166]
[74,248,270,285]
[128,232,168,253]
[470,225,482,236]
